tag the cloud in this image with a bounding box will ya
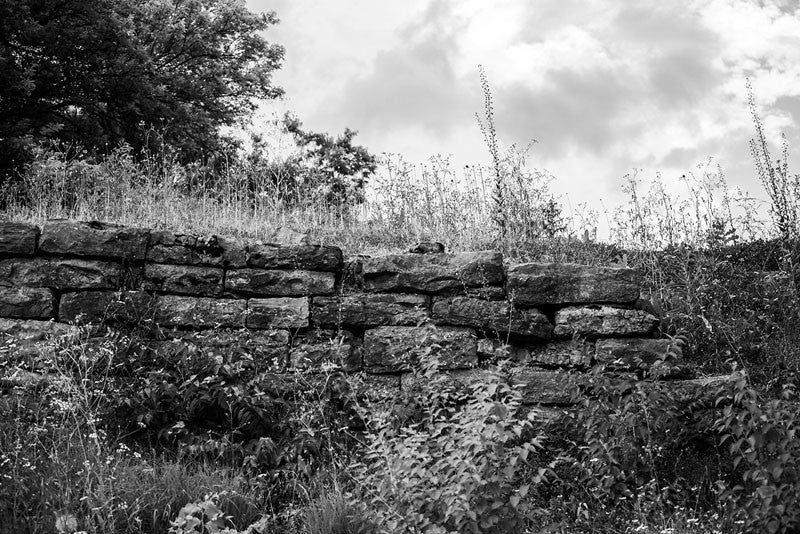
[246,0,800,216]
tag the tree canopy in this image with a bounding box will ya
[0,0,284,175]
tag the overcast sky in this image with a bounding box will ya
[246,0,800,216]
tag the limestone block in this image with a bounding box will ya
[58,290,155,324]
[155,295,246,328]
[312,293,430,328]
[246,297,309,329]
[0,258,123,290]
[143,263,223,296]
[507,263,641,306]
[400,367,582,405]
[362,251,504,294]
[662,374,742,403]
[247,244,343,272]
[477,339,593,368]
[290,341,359,372]
[595,338,683,370]
[510,368,584,405]
[0,318,80,361]
[400,368,487,392]
[432,296,552,339]
[226,268,335,296]
[149,329,289,371]
[363,325,477,373]
[147,231,245,267]
[0,287,54,319]
[554,306,658,338]
[39,220,148,260]
[0,222,38,255]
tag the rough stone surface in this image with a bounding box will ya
[312,293,430,328]
[0,258,123,289]
[510,368,584,405]
[400,368,487,392]
[149,330,289,370]
[0,222,38,255]
[0,319,80,360]
[508,263,641,306]
[595,338,683,370]
[143,263,223,296]
[59,291,154,324]
[290,342,359,372]
[363,325,477,373]
[432,296,553,339]
[477,339,593,368]
[246,297,309,329]
[439,285,508,300]
[661,374,741,403]
[400,367,583,405]
[155,295,246,328]
[147,231,246,267]
[247,244,343,272]
[362,251,504,294]
[554,306,658,338]
[39,220,148,260]
[0,287,54,319]
[227,268,335,296]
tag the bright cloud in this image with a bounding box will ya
[248,0,800,213]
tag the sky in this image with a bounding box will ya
[245,0,800,220]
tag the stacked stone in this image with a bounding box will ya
[1,220,726,405]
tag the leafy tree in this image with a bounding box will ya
[282,113,378,206]
[0,0,284,178]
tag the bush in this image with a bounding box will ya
[349,353,546,533]
[714,377,800,533]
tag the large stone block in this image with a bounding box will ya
[226,268,335,296]
[595,338,683,370]
[0,319,81,361]
[510,368,584,405]
[507,263,641,306]
[662,374,741,404]
[0,222,38,255]
[155,295,246,328]
[143,263,223,296]
[147,231,246,267]
[362,251,504,294]
[39,220,149,260]
[399,367,583,405]
[477,339,593,368]
[246,297,309,329]
[290,341,359,372]
[58,290,155,324]
[363,325,477,373]
[432,296,552,339]
[0,287,54,319]
[312,293,430,328]
[0,258,123,290]
[148,329,289,371]
[553,306,658,338]
[247,244,343,272]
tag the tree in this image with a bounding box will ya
[278,113,377,207]
[0,0,284,178]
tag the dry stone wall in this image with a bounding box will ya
[0,220,732,406]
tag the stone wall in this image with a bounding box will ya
[0,220,732,406]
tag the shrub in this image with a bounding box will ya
[349,354,546,533]
[714,377,800,533]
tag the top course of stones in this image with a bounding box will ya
[0,219,642,303]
